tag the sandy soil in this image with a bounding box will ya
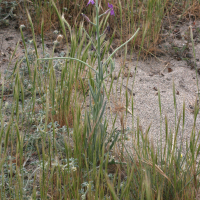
[105,54,200,154]
[101,21,200,157]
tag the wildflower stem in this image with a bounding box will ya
[98,11,109,18]
[103,28,140,66]
[37,57,97,73]
[96,0,101,78]
[98,13,105,18]
[81,13,96,26]
[89,22,96,26]
[99,33,105,38]
[82,28,100,57]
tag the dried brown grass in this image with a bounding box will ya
[15,0,200,55]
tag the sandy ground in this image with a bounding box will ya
[105,54,200,154]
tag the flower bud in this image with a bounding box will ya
[20,24,25,29]
[56,34,63,43]
[5,102,9,108]
[81,13,91,23]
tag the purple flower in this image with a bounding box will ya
[108,3,115,16]
[87,0,95,6]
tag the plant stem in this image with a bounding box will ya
[96,0,101,81]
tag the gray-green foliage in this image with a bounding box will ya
[0,1,17,25]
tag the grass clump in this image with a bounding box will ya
[0,0,200,199]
